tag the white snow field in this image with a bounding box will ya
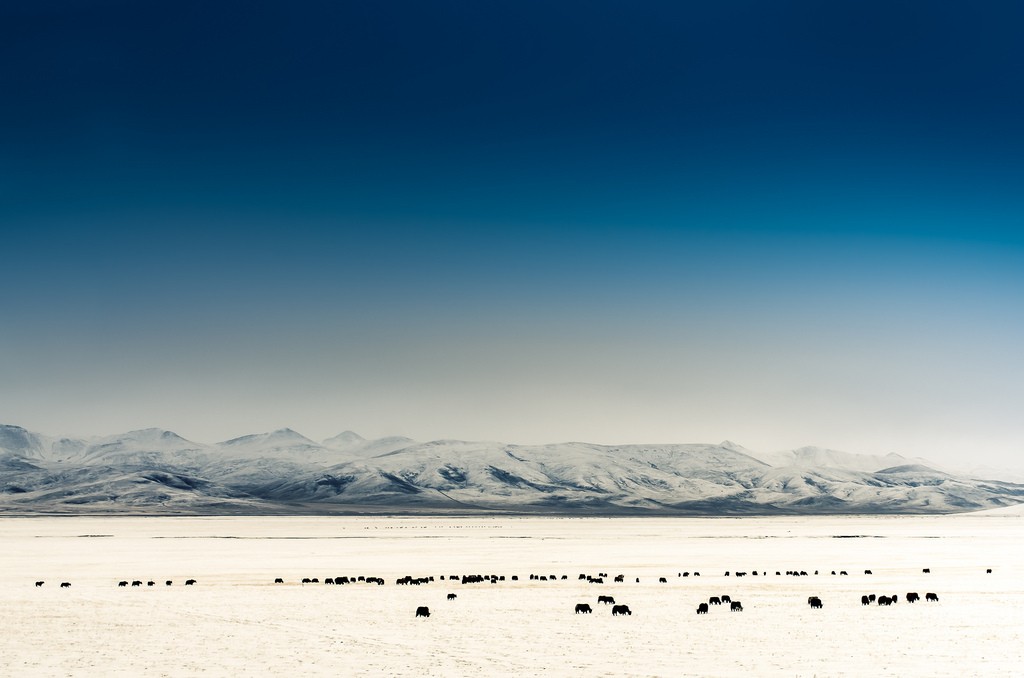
[1,513,1021,677]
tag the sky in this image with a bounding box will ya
[1,1,1023,468]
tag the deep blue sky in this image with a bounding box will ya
[2,1,1023,467]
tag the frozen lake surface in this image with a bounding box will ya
[2,511,1021,677]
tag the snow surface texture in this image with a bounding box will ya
[1,424,1022,514]
[0,515,1020,677]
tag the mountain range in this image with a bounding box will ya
[1,424,1022,515]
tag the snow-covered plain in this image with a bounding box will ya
[1,513,1021,677]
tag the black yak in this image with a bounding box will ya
[612,605,632,616]
[575,603,592,614]
[696,603,708,614]
[416,606,430,617]
[730,601,743,611]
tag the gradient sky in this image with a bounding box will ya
[2,1,1023,468]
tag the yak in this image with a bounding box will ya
[612,605,632,616]
[861,595,870,606]
[447,593,457,600]
[166,580,172,586]
[598,596,615,605]
[416,606,430,618]
[35,581,44,587]
[60,582,71,588]
[575,603,592,614]
[730,601,743,611]
[808,596,823,609]
[185,579,196,586]
[118,581,128,587]
[709,597,721,605]
[925,593,939,602]
[696,603,708,614]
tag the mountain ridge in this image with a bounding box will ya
[1,424,1022,515]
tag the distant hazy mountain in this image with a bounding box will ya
[1,424,1022,515]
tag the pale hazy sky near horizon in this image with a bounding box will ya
[2,2,1023,468]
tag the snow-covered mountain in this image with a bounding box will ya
[1,424,1022,515]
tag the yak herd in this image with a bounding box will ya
[34,567,967,618]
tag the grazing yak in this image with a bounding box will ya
[614,575,624,583]
[416,606,430,618]
[35,581,44,587]
[147,581,155,587]
[447,593,457,600]
[612,605,632,616]
[721,595,731,603]
[658,577,667,583]
[324,578,334,585]
[185,579,196,586]
[906,592,920,603]
[575,603,593,614]
[598,596,615,604]
[696,603,709,614]
[709,597,721,606]
[274,578,284,584]
[118,581,128,587]
[131,581,142,587]
[730,601,743,611]
[861,595,870,606]
[808,596,823,609]
[166,580,172,586]
[925,593,939,602]
[878,596,892,606]
[923,568,930,573]
[302,578,311,584]
[864,570,873,575]
[60,582,71,588]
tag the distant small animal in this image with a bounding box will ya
[730,601,743,611]
[986,569,992,574]
[709,597,721,605]
[511,576,518,581]
[614,575,624,582]
[923,568,930,573]
[808,596,823,609]
[274,578,284,584]
[416,606,430,618]
[60,582,71,588]
[840,571,848,576]
[447,593,457,600]
[635,578,640,583]
[693,572,700,577]
[575,603,592,614]
[697,603,708,614]
[598,596,615,605]
[590,578,604,584]
[659,577,667,583]
[185,579,196,586]
[721,595,731,603]
[302,578,311,584]
[861,595,870,605]
[35,581,44,587]
[147,581,154,587]
[864,570,873,575]
[311,578,319,583]
[166,581,172,586]
[925,593,939,602]
[118,581,128,587]
[891,594,898,603]
[131,581,142,587]
[878,596,892,606]
[324,578,334,585]
[906,592,920,603]
[612,604,632,616]
[724,571,730,577]
[868,594,876,602]
[831,571,836,575]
